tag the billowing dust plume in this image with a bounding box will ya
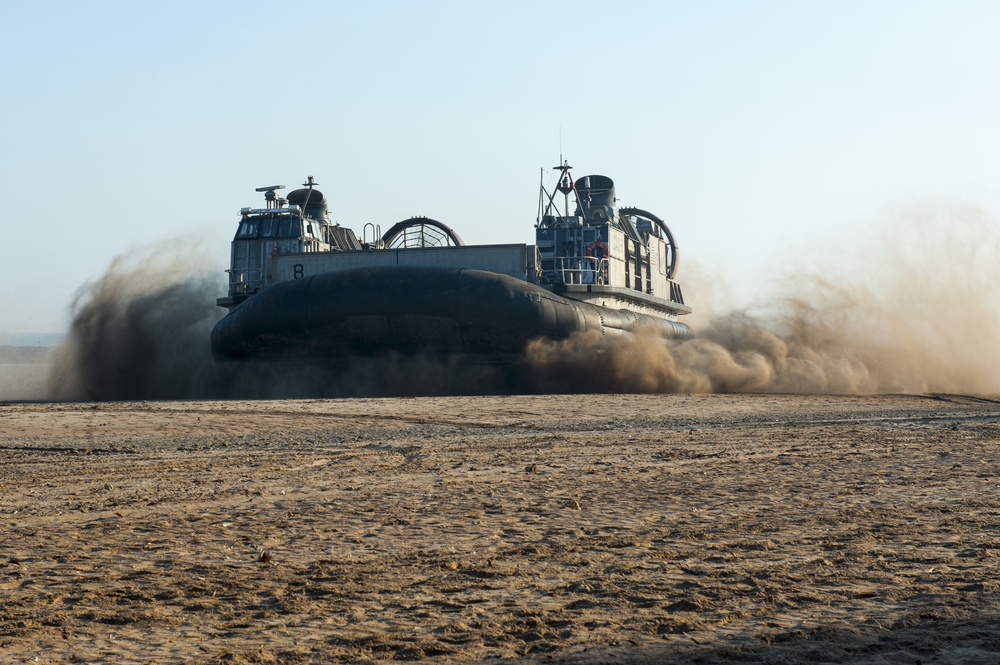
[528,203,1000,395]
[47,248,227,401]
[40,202,1000,400]
[44,246,508,400]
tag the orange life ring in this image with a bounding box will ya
[585,241,608,258]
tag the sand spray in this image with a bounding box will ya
[528,202,1000,394]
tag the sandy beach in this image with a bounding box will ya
[3,393,1000,663]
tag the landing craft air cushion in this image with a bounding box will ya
[210,163,692,362]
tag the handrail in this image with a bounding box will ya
[226,269,263,296]
[544,256,608,285]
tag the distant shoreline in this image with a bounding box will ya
[0,332,66,348]
[0,345,54,364]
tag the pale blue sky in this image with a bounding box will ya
[2,0,998,332]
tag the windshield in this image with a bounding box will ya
[278,217,302,238]
[237,220,258,238]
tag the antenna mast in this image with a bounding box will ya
[554,159,574,217]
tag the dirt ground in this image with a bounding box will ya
[3,393,1000,664]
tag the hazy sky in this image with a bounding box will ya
[2,0,998,332]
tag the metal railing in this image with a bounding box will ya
[544,257,609,285]
[226,269,263,296]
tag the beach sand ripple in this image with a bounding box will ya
[2,393,1000,663]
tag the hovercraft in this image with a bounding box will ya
[211,164,692,362]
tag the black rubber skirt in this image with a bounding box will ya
[211,266,691,361]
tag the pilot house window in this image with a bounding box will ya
[237,220,258,238]
[237,216,302,239]
[278,218,302,238]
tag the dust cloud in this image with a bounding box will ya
[46,248,227,401]
[528,202,1000,395]
[27,202,1000,401]
[41,247,508,401]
